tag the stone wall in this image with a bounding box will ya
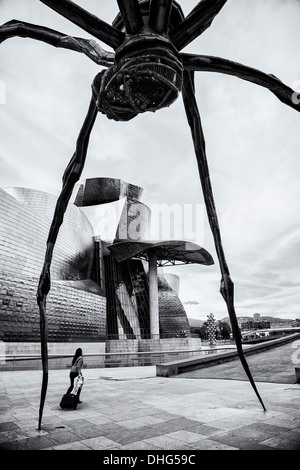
[3,341,106,356]
[105,337,202,367]
[106,337,201,353]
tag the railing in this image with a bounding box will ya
[0,345,236,372]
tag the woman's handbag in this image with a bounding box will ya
[71,374,84,395]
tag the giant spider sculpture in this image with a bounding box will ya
[1,0,300,430]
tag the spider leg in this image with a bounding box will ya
[181,53,300,113]
[148,0,174,34]
[170,0,228,51]
[182,70,266,411]
[0,20,114,66]
[117,0,144,35]
[39,0,124,50]
[37,95,98,430]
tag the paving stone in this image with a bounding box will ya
[1,366,300,451]
[72,424,106,439]
[211,431,275,450]
[188,423,224,436]
[81,436,123,450]
[41,430,81,446]
[117,418,150,429]
[51,441,91,450]
[190,439,239,450]
[98,422,126,435]
[277,428,300,442]
[121,440,162,450]
[260,435,300,450]
[0,430,22,443]
[106,429,141,446]
[0,439,26,450]
[263,415,300,429]
[143,434,195,450]
[128,426,165,440]
[0,421,20,432]
[19,435,57,450]
[166,430,206,443]
[237,422,288,440]
[150,417,201,433]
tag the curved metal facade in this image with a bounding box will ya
[0,187,106,342]
[158,273,191,338]
[0,177,204,343]
[74,177,143,206]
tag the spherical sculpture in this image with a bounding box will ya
[207,313,216,346]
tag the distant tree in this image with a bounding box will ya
[219,321,231,339]
[191,327,202,337]
[199,323,208,340]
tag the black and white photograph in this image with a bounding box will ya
[0,0,300,454]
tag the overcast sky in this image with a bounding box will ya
[1,0,300,321]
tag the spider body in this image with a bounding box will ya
[94,1,185,121]
[93,29,183,121]
[1,0,300,429]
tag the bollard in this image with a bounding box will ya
[295,367,300,384]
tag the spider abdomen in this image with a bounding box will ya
[93,32,183,121]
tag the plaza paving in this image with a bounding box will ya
[1,358,300,452]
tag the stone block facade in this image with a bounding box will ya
[106,337,201,353]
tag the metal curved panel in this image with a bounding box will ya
[108,239,214,266]
[74,177,143,206]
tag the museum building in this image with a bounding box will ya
[0,177,213,356]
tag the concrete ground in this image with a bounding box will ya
[179,340,299,384]
[1,361,300,452]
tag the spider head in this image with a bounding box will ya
[93,32,183,121]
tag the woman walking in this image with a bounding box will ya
[67,348,83,403]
